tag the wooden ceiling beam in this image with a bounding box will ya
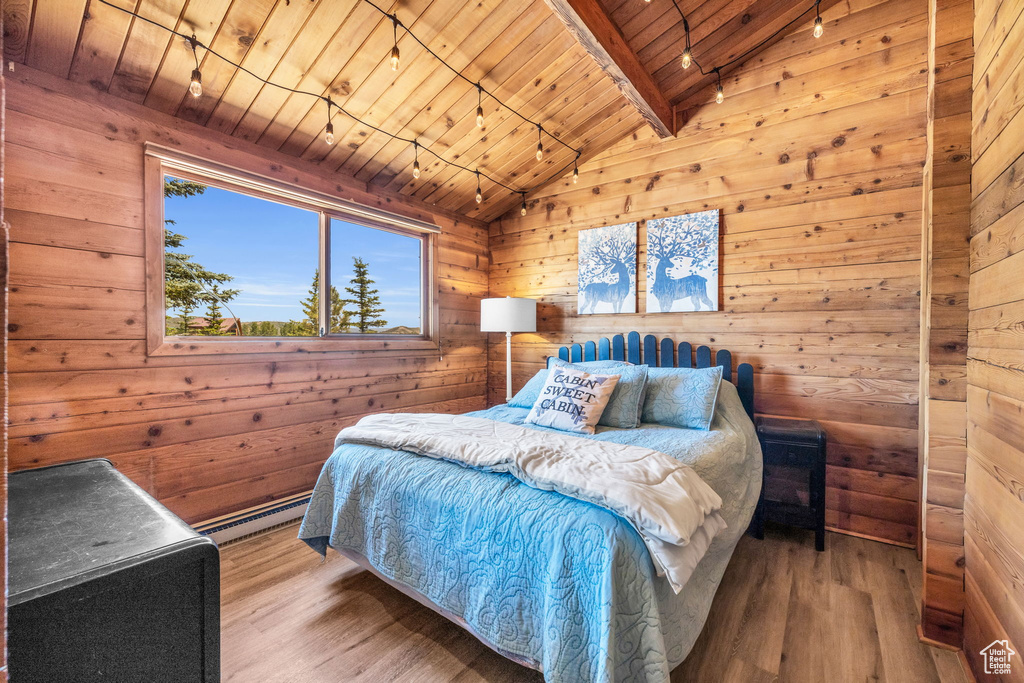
[542,0,675,138]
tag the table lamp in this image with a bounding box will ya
[481,297,537,403]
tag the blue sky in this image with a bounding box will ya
[165,178,422,328]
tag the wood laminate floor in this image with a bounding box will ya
[221,523,969,682]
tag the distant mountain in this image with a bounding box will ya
[378,326,420,335]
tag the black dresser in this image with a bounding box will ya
[751,417,827,551]
[9,459,220,683]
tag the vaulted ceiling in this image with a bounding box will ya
[3,0,810,221]
[601,0,819,106]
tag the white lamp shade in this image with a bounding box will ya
[480,297,536,333]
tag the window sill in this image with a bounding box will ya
[149,335,440,357]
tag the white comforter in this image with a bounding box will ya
[335,412,728,592]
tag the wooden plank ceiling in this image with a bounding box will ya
[602,0,819,108]
[5,0,811,221]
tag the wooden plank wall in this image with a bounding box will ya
[4,65,490,525]
[489,0,930,546]
[919,0,974,648]
[963,0,1024,677]
[1,13,8,679]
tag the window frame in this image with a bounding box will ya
[145,144,440,356]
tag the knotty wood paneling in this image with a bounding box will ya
[488,0,930,547]
[963,0,1024,677]
[919,0,973,648]
[4,65,489,524]
[1,19,9,678]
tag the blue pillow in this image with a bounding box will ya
[508,368,551,408]
[549,358,648,429]
[641,366,724,430]
[508,358,635,413]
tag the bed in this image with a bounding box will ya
[299,333,762,682]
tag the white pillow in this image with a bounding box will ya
[525,365,620,434]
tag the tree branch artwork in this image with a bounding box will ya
[578,223,637,315]
[646,210,720,313]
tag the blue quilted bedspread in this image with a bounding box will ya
[298,382,762,683]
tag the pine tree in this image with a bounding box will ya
[294,272,320,336]
[176,301,197,335]
[244,320,280,336]
[201,285,227,335]
[344,257,388,333]
[287,269,350,336]
[163,179,238,334]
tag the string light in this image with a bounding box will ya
[680,18,692,70]
[670,0,826,106]
[536,125,544,162]
[96,0,587,216]
[187,35,202,98]
[389,15,401,71]
[476,84,485,127]
[520,193,528,216]
[475,171,483,204]
[190,68,203,98]
[573,160,579,184]
[324,97,335,145]
[360,1,580,160]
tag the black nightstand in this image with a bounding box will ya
[751,416,827,551]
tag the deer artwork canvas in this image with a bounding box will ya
[577,223,638,315]
[646,210,720,313]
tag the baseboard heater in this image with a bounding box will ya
[193,490,313,546]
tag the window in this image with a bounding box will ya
[146,145,438,355]
[163,177,321,338]
[329,218,425,335]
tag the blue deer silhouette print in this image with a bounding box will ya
[646,210,720,313]
[577,223,637,315]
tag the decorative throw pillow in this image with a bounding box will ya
[508,368,551,408]
[549,358,648,429]
[525,365,620,434]
[509,358,632,409]
[641,366,724,430]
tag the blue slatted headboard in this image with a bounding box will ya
[558,333,755,421]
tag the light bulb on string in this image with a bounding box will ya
[475,171,483,204]
[812,0,823,38]
[187,35,202,98]
[535,125,544,162]
[573,161,579,184]
[412,141,421,179]
[714,69,724,104]
[389,16,401,70]
[476,85,485,127]
[520,194,528,216]
[324,98,335,145]
[681,19,692,70]
[189,68,203,98]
